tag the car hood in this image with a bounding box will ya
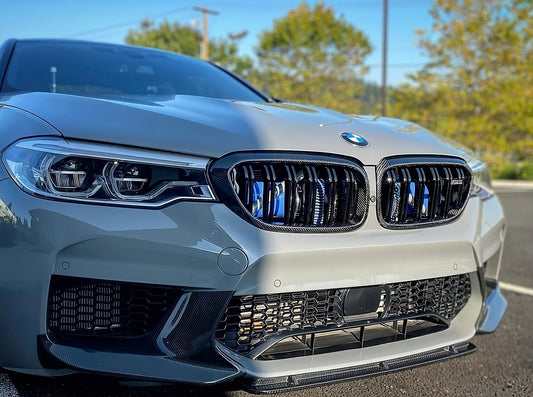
[3,92,466,164]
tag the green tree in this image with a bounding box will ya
[125,20,254,77]
[125,19,201,57]
[253,2,372,114]
[209,38,254,79]
[391,0,533,175]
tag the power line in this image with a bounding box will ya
[368,63,426,68]
[67,7,191,38]
[184,0,427,9]
[65,0,430,39]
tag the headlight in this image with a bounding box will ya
[2,138,215,207]
[469,158,493,200]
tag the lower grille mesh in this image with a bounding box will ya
[387,276,471,319]
[216,274,471,355]
[47,276,181,339]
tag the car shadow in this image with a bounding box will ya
[3,371,246,397]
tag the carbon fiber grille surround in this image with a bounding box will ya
[47,275,181,339]
[377,157,472,228]
[216,274,471,355]
[210,153,368,232]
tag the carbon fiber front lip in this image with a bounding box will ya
[241,342,476,394]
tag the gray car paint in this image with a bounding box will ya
[1,92,466,163]
[0,104,61,151]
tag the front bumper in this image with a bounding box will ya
[0,177,506,389]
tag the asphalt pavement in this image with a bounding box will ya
[1,182,532,397]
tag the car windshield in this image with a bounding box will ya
[1,41,266,102]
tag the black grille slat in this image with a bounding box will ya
[210,154,368,232]
[286,165,297,226]
[216,274,471,355]
[348,169,358,220]
[304,166,316,226]
[399,168,410,223]
[324,166,336,226]
[413,167,426,221]
[264,164,274,224]
[47,276,181,340]
[441,167,452,217]
[244,165,254,214]
[378,157,472,229]
[283,165,291,226]
[383,169,394,221]
[339,169,349,222]
[427,167,440,219]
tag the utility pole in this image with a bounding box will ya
[381,0,388,117]
[193,6,219,61]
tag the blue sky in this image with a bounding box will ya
[0,0,433,85]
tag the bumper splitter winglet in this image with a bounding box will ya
[38,334,243,385]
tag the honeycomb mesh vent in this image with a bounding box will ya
[47,275,181,339]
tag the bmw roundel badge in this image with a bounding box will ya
[341,132,369,147]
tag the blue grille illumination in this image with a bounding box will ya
[251,181,285,222]
[408,182,430,216]
[391,181,429,220]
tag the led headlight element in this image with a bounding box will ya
[2,138,215,207]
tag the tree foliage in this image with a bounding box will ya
[253,2,372,113]
[125,19,201,57]
[125,19,253,77]
[391,0,533,173]
[209,38,254,79]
